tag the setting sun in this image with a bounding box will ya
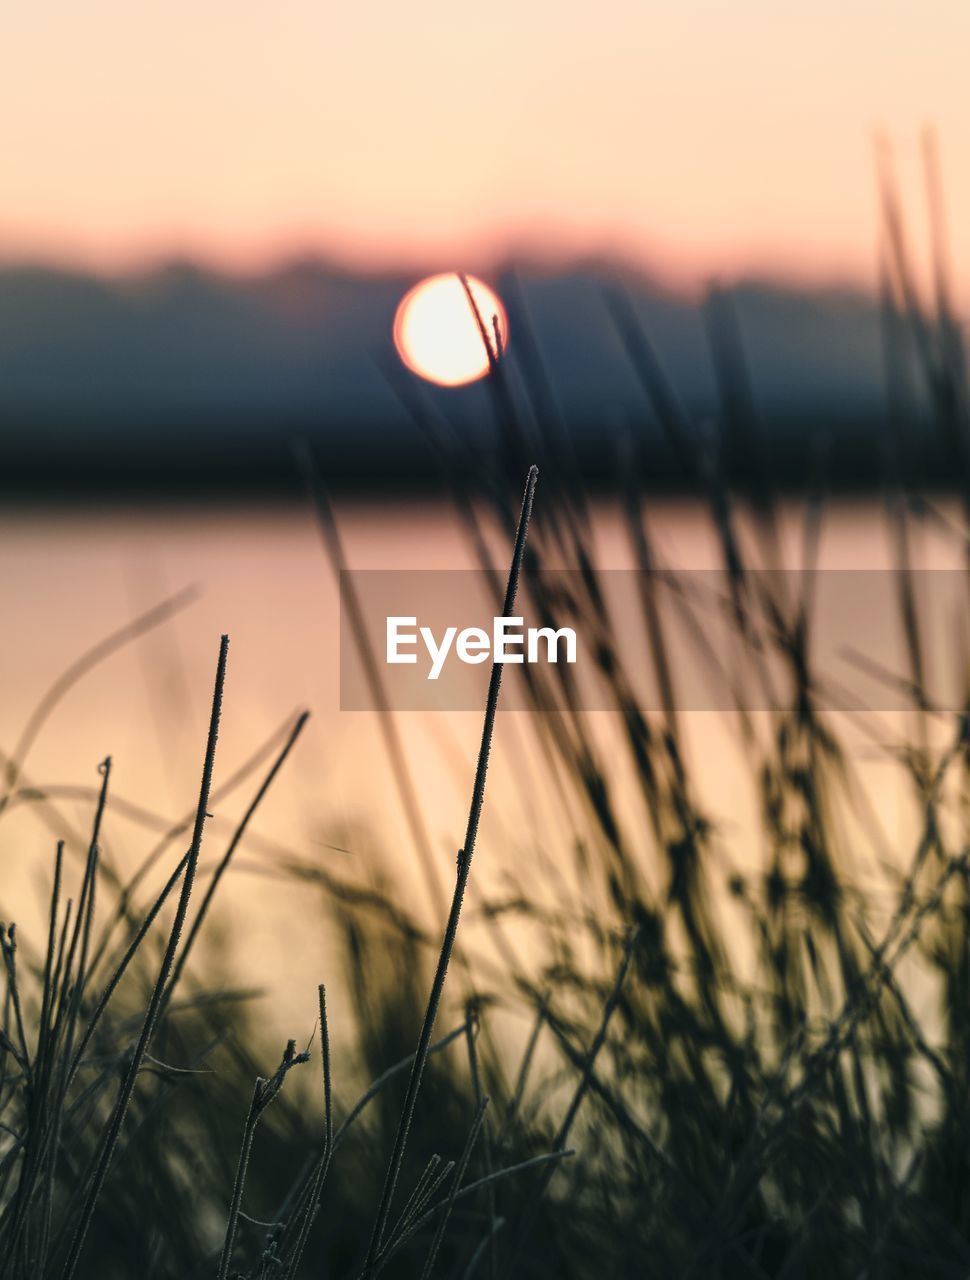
[393,273,508,387]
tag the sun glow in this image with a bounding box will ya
[393,273,508,387]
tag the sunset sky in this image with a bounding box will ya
[3,0,969,296]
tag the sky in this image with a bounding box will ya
[2,0,969,297]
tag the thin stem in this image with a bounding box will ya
[336,1024,466,1153]
[218,1040,309,1280]
[66,852,189,1092]
[61,634,229,1280]
[361,466,538,1275]
[498,993,548,1148]
[163,710,309,1009]
[35,842,64,1082]
[460,1218,507,1280]
[418,1097,489,1280]
[389,1155,442,1247]
[464,1008,496,1280]
[281,984,334,1279]
[505,926,640,1276]
[373,1150,573,1278]
[319,983,332,1160]
[218,1080,262,1280]
[72,710,307,1090]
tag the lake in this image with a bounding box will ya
[0,497,962,1046]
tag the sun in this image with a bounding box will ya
[393,273,508,387]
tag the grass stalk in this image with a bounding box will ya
[360,464,538,1275]
[61,633,229,1280]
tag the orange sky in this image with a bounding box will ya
[2,0,969,297]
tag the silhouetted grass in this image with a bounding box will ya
[3,147,970,1278]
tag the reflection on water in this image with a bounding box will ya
[0,499,961,1043]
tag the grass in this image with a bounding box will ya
[0,467,562,1279]
[2,145,970,1277]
